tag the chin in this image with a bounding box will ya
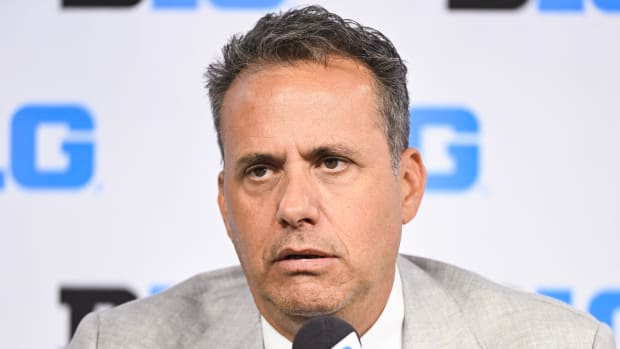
[272,287,349,318]
[282,300,343,318]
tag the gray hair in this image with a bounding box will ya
[205,5,409,172]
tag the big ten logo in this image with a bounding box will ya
[448,0,620,12]
[59,285,620,342]
[61,0,283,9]
[60,285,168,340]
[409,107,480,192]
[538,288,620,332]
[0,105,95,191]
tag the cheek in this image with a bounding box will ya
[225,189,277,261]
[326,182,402,260]
[356,199,401,247]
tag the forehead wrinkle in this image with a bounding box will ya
[229,57,379,113]
[220,57,386,165]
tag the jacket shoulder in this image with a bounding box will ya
[70,266,256,348]
[399,255,616,348]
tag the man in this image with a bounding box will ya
[70,6,615,348]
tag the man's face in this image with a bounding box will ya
[217,57,424,338]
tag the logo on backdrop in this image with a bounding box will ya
[61,0,283,9]
[59,285,620,342]
[0,104,95,191]
[538,288,620,330]
[409,107,480,192]
[448,0,620,12]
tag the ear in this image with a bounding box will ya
[399,148,426,224]
[217,171,233,239]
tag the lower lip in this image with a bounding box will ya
[274,257,337,273]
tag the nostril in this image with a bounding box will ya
[277,216,314,229]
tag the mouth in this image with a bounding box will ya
[272,248,337,273]
[282,254,325,260]
[274,248,333,262]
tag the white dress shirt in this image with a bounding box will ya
[261,266,404,349]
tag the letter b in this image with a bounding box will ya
[62,0,141,7]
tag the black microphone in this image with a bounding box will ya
[292,316,362,349]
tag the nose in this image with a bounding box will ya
[276,171,320,229]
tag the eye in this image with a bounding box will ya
[246,165,271,179]
[321,158,347,171]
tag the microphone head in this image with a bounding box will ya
[292,316,361,349]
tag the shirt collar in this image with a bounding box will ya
[261,265,404,349]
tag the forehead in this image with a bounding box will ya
[219,57,386,158]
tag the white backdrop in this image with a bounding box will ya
[1,0,619,347]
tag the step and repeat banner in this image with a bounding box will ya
[1,0,619,347]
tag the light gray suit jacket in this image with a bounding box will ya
[69,255,616,348]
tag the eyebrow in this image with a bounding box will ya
[306,144,359,161]
[234,153,285,175]
[232,143,360,174]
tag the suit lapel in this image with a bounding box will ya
[398,255,482,348]
[187,274,264,349]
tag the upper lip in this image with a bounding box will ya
[274,248,334,262]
